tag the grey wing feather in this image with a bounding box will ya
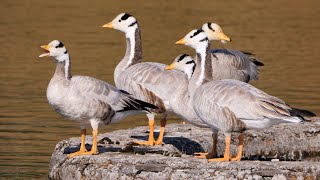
[70,76,156,117]
[48,76,118,122]
[211,49,263,81]
[193,94,246,132]
[195,79,294,121]
[116,62,188,113]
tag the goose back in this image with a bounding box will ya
[211,49,262,82]
[116,62,188,114]
[193,79,301,129]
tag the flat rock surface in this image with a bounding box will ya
[49,122,320,179]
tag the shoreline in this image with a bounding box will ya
[49,123,320,179]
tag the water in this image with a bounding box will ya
[0,0,319,178]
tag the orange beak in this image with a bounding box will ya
[102,22,113,28]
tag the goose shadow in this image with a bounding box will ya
[63,144,123,155]
[63,133,205,156]
[130,132,205,155]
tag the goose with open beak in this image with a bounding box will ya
[39,40,158,158]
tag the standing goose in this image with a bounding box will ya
[201,23,264,82]
[164,54,219,158]
[102,13,190,145]
[39,40,158,158]
[167,30,315,162]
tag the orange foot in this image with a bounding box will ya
[207,133,231,162]
[68,149,99,158]
[231,133,244,162]
[67,148,87,158]
[194,152,209,159]
[134,119,157,146]
[68,129,99,158]
[208,156,230,162]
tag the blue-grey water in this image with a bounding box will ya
[0,0,319,178]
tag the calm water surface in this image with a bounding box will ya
[0,0,319,178]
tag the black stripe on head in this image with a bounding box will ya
[121,13,132,21]
[199,37,208,42]
[56,42,64,48]
[186,60,195,65]
[177,54,189,62]
[128,20,137,27]
[190,29,204,38]
[207,23,215,31]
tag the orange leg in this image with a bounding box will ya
[134,119,155,146]
[155,118,166,145]
[231,133,244,161]
[67,129,88,158]
[68,129,98,158]
[208,133,231,162]
[195,132,218,159]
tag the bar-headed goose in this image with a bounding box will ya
[39,40,158,158]
[201,23,264,82]
[102,13,190,146]
[165,54,219,158]
[167,30,315,162]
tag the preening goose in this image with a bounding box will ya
[201,23,264,82]
[39,40,158,158]
[167,30,316,162]
[102,13,189,145]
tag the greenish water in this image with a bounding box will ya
[0,0,319,178]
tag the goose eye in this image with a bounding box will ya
[55,42,64,48]
[119,19,121,22]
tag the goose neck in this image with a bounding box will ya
[54,54,72,81]
[125,27,142,67]
[115,27,142,85]
[194,45,212,87]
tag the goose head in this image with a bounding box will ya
[39,40,69,62]
[175,29,209,50]
[102,13,138,36]
[202,23,231,43]
[165,54,195,79]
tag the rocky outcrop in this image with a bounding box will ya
[49,122,320,179]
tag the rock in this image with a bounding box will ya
[49,122,320,179]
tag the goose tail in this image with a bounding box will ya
[289,108,317,121]
[117,90,159,113]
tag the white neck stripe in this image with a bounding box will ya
[64,58,70,80]
[126,29,136,69]
[196,46,207,86]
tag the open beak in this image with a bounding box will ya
[39,45,50,58]
[165,64,175,70]
[218,32,231,42]
[175,38,186,45]
[102,22,113,28]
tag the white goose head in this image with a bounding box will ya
[175,29,209,51]
[202,22,231,43]
[102,13,138,36]
[165,54,195,79]
[39,40,69,62]
[39,40,71,79]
